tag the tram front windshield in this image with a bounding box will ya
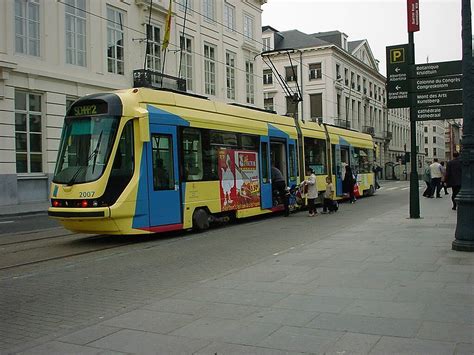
[53,116,119,185]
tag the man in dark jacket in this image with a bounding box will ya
[445,151,462,210]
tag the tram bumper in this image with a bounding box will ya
[48,207,110,219]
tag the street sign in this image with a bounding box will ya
[407,0,420,32]
[415,105,463,121]
[414,75,462,92]
[413,60,462,78]
[386,44,412,108]
[415,90,463,107]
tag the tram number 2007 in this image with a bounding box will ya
[79,191,95,198]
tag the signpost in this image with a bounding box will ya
[386,44,412,109]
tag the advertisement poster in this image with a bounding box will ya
[218,149,260,211]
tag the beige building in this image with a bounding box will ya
[0,0,266,206]
[423,120,446,163]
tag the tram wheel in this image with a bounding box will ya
[192,208,210,232]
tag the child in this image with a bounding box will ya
[304,167,318,217]
[323,176,337,213]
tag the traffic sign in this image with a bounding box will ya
[415,105,463,121]
[415,90,463,107]
[386,44,412,108]
[413,60,462,78]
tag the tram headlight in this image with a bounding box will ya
[92,200,98,207]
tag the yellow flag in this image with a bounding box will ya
[162,1,172,51]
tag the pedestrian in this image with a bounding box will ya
[372,162,381,190]
[440,161,449,195]
[445,151,462,210]
[422,161,433,198]
[343,165,356,203]
[322,175,337,213]
[303,167,318,216]
[429,158,443,198]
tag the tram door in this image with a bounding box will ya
[147,124,182,227]
[334,144,343,196]
[260,136,272,209]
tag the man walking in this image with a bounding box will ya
[445,151,462,210]
[429,158,443,198]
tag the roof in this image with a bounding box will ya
[348,40,365,53]
[275,30,330,50]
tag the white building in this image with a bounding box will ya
[423,120,447,162]
[0,0,266,206]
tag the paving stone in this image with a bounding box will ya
[244,307,319,326]
[343,299,426,320]
[194,341,304,355]
[417,271,471,283]
[173,287,289,307]
[299,285,397,301]
[234,281,306,294]
[417,321,474,343]
[306,312,422,338]
[422,303,474,324]
[170,317,281,346]
[272,294,353,313]
[257,325,343,353]
[101,309,195,334]
[58,325,121,345]
[454,342,474,355]
[324,332,381,355]
[88,329,210,354]
[394,287,474,306]
[16,341,106,355]
[369,336,455,354]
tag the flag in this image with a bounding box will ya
[162,1,172,51]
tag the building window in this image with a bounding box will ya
[15,90,43,174]
[357,75,361,91]
[336,64,341,79]
[262,37,271,51]
[106,6,124,75]
[309,63,322,80]
[65,0,86,66]
[264,96,274,111]
[203,0,215,22]
[424,126,428,132]
[204,43,216,95]
[286,97,298,118]
[433,136,437,144]
[344,68,349,85]
[433,126,436,132]
[226,51,236,100]
[243,14,254,40]
[180,36,193,91]
[146,24,161,73]
[425,148,428,155]
[310,94,323,119]
[425,136,428,144]
[15,0,40,56]
[246,60,255,104]
[263,69,273,85]
[285,66,297,82]
[337,94,341,118]
[433,148,437,156]
[176,0,192,12]
[223,3,235,31]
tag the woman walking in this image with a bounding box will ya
[303,167,318,216]
[343,165,356,203]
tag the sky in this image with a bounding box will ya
[261,0,463,76]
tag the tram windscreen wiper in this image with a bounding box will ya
[67,131,103,186]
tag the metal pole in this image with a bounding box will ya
[453,0,474,251]
[409,32,420,218]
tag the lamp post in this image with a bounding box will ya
[453,0,474,251]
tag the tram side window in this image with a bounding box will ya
[111,120,134,178]
[241,134,258,150]
[354,147,371,173]
[304,137,326,175]
[151,134,174,190]
[182,128,203,181]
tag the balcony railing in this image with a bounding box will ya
[334,119,351,129]
[362,125,375,136]
[133,69,186,92]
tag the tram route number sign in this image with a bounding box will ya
[386,44,412,109]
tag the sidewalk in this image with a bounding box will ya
[12,195,474,354]
[0,201,49,217]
